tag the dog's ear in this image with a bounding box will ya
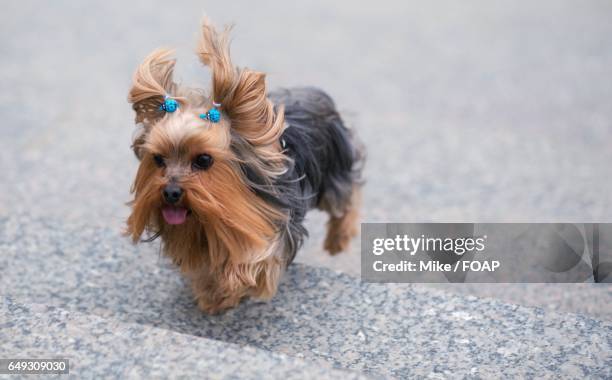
[196,20,236,107]
[196,20,285,157]
[128,48,178,158]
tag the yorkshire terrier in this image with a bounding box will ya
[126,20,364,314]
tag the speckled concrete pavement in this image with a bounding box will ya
[2,298,367,379]
[1,216,611,378]
[1,0,612,378]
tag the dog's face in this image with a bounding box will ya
[131,108,232,225]
[126,21,289,265]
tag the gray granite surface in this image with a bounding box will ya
[1,215,611,378]
[1,297,366,379]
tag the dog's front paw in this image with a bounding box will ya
[195,293,244,315]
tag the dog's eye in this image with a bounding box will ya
[193,154,214,170]
[153,154,166,168]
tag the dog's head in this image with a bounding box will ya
[126,20,288,264]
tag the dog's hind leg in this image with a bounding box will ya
[322,185,361,255]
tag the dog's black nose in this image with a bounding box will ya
[163,184,183,204]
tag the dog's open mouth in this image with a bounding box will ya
[162,206,189,225]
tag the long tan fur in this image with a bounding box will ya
[197,19,288,177]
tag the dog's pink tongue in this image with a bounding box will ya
[162,206,188,225]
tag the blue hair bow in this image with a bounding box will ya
[200,102,221,123]
[159,95,179,113]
